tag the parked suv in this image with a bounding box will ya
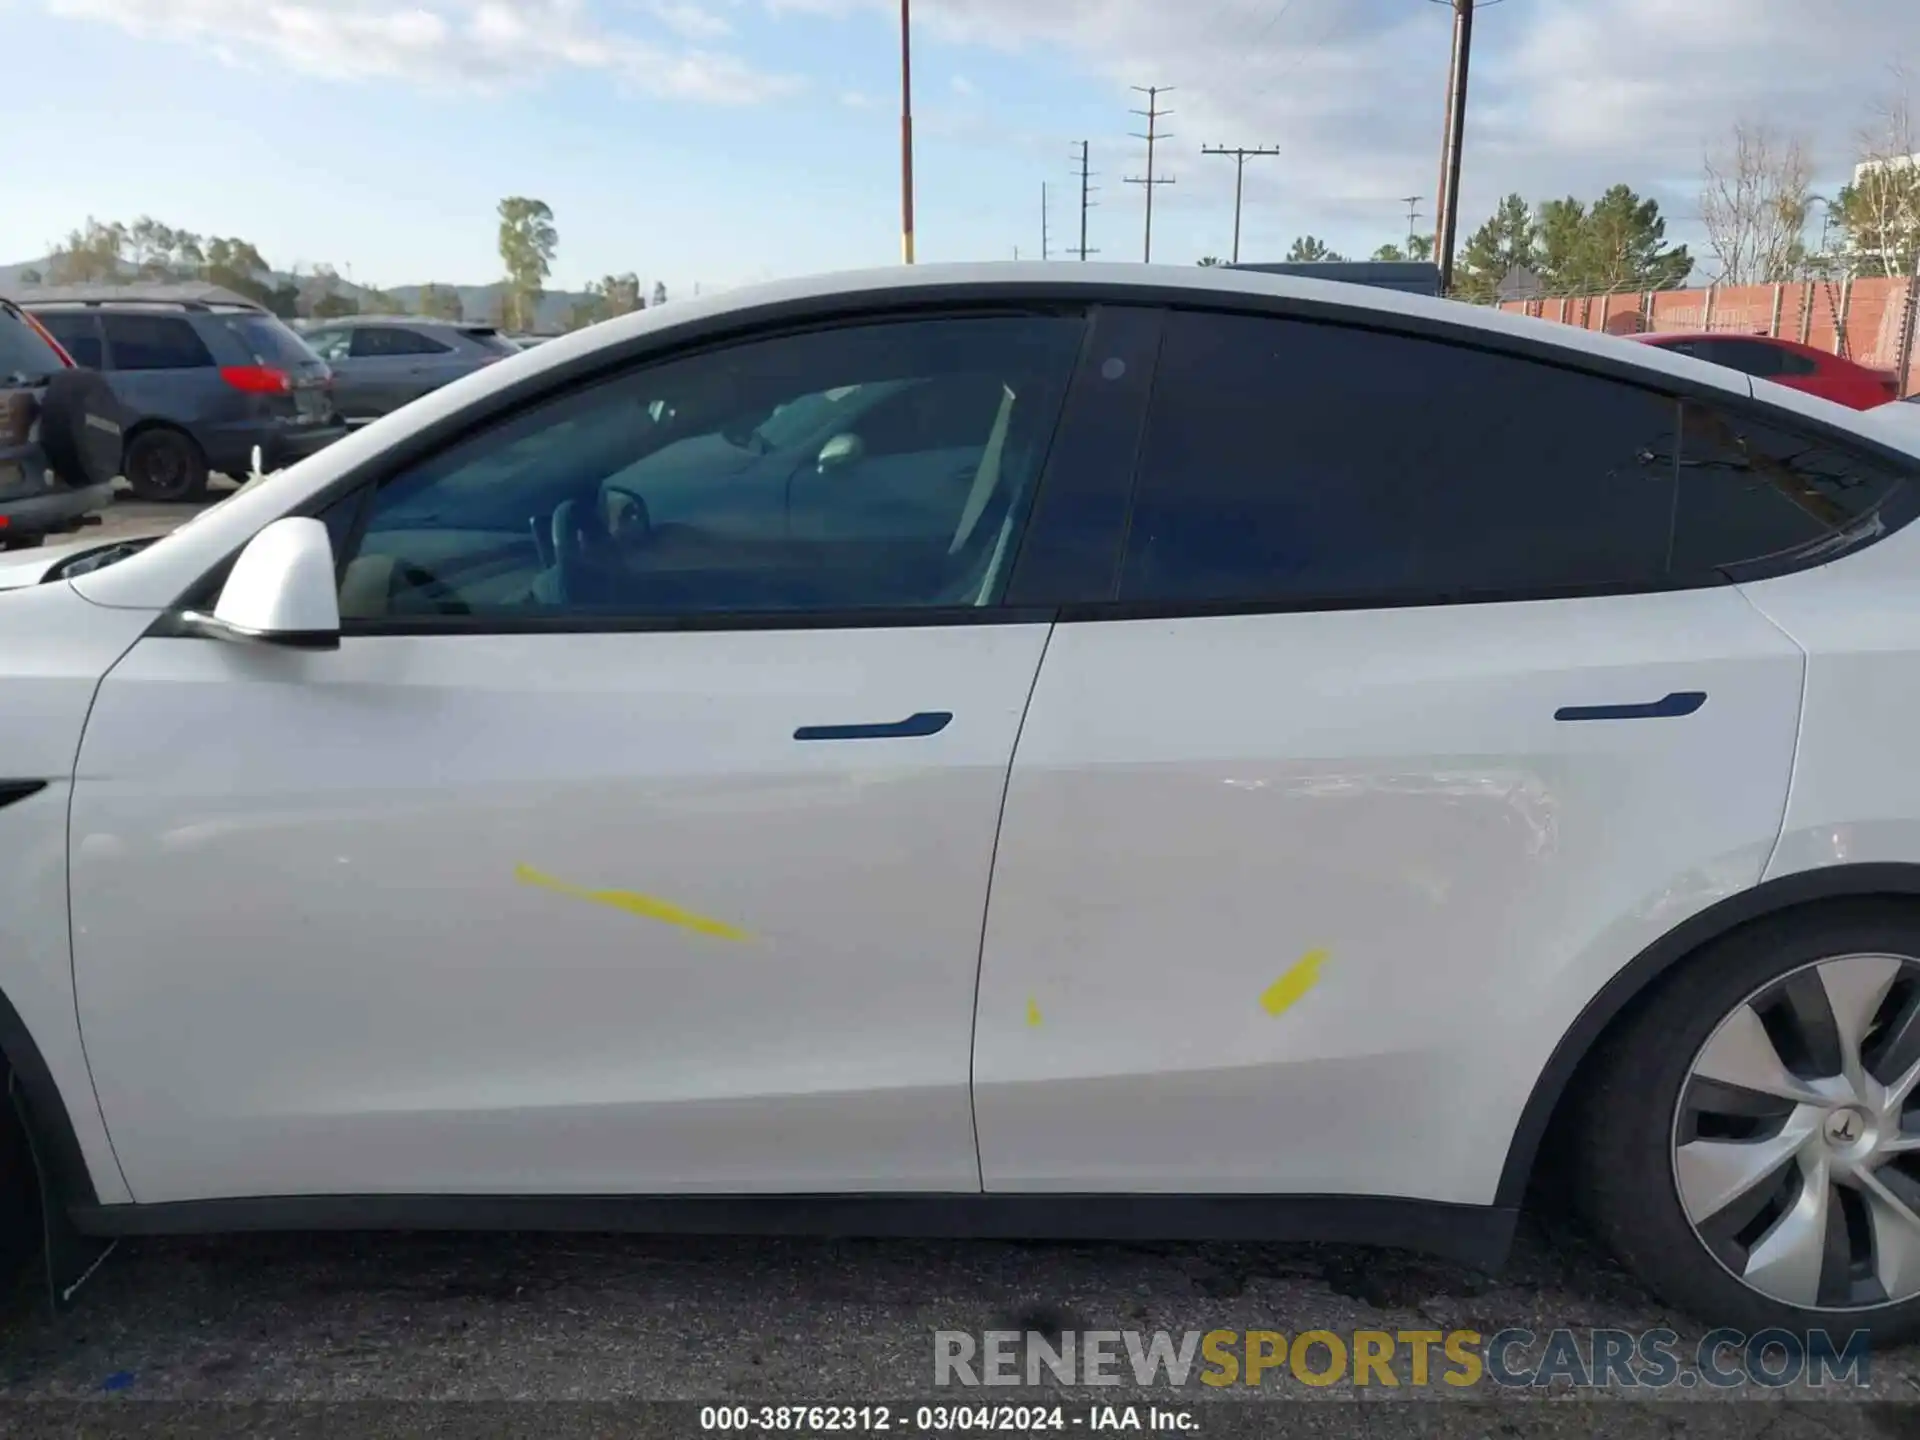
[0,298,124,546]
[297,316,516,423]
[26,289,346,501]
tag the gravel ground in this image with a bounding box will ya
[9,487,1920,1435]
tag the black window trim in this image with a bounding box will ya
[150,277,1920,633]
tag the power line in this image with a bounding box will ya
[1069,141,1099,260]
[1125,86,1176,263]
[1203,144,1282,264]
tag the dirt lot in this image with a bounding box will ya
[4,487,1918,1434]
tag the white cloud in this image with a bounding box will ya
[775,0,1920,248]
[647,0,733,41]
[45,0,798,103]
[950,74,976,97]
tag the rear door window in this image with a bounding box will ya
[1698,338,1787,378]
[1117,310,1681,606]
[350,327,453,358]
[102,313,214,371]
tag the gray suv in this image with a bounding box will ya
[26,288,345,501]
[298,317,516,423]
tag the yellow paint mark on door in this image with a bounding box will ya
[514,864,751,942]
[1026,996,1044,1027]
[1259,948,1329,1017]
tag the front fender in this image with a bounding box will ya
[0,582,161,1207]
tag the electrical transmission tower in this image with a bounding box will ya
[1201,144,1281,264]
[1125,86,1175,263]
[1399,195,1424,253]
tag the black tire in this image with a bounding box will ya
[122,426,208,503]
[1579,899,1920,1342]
[1,533,46,551]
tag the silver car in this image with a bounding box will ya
[298,316,517,422]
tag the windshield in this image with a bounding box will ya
[0,305,66,383]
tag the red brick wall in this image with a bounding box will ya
[1499,276,1919,396]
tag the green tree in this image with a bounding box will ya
[47,218,128,283]
[1453,193,1539,302]
[361,286,408,315]
[202,236,280,308]
[1533,197,1588,287]
[497,197,558,334]
[1577,184,1693,291]
[1197,255,1226,267]
[1284,235,1347,263]
[17,268,42,285]
[418,284,465,321]
[1371,243,1407,262]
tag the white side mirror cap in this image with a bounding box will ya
[201,516,341,648]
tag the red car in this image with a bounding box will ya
[1633,331,1902,410]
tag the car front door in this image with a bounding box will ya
[972,309,1815,1205]
[68,308,1089,1203]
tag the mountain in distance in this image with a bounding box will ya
[0,256,598,332]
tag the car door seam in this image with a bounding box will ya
[60,613,149,1203]
[1730,577,1811,886]
[966,620,1056,1192]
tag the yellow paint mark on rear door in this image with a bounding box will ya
[1259,948,1329,1016]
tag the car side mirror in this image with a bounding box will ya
[816,432,865,473]
[186,516,341,649]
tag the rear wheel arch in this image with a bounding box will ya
[1497,862,1920,1207]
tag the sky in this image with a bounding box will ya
[2,0,1916,293]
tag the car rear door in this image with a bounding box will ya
[971,308,1810,1205]
[347,325,462,413]
[68,305,1093,1203]
[97,311,218,431]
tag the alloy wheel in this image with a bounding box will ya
[1674,953,1920,1310]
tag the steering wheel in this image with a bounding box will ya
[549,488,653,606]
[392,561,471,616]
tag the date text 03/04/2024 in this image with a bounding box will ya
[698,1405,1194,1432]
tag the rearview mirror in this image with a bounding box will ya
[186,516,341,649]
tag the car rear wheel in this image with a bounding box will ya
[0,534,45,551]
[1581,902,1920,1341]
[123,427,208,503]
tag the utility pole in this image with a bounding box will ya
[1069,141,1099,260]
[1125,86,1175,263]
[1041,182,1050,261]
[1399,195,1424,253]
[1202,144,1281,264]
[899,0,916,264]
[1430,0,1492,294]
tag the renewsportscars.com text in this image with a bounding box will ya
[933,1327,1872,1390]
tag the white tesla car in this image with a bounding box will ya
[4,263,1920,1337]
